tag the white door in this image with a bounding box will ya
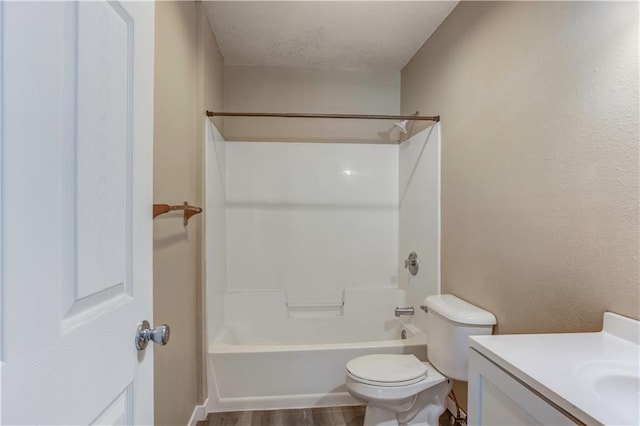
[1,1,155,424]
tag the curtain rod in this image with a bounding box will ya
[206,111,439,122]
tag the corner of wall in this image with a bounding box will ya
[153,0,225,422]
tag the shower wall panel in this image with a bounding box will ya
[205,122,228,344]
[398,124,441,333]
[226,141,399,304]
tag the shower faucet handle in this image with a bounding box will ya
[404,252,419,276]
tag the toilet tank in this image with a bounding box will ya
[424,294,496,381]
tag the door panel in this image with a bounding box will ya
[65,0,134,323]
[91,386,133,426]
[75,0,131,302]
[1,1,154,424]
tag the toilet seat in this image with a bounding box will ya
[346,354,428,387]
[345,358,447,402]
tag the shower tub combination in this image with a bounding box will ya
[207,288,427,411]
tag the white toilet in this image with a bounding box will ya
[345,294,496,426]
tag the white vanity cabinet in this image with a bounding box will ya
[466,313,640,426]
[467,349,577,425]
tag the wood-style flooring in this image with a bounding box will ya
[198,405,456,426]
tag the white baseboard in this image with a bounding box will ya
[187,398,209,426]
[446,395,467,421]
[206,393,462,421]
[206,392,361,413]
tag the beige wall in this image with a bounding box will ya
[196,0,225,404]
[402,0,639,409]
[223,65,400,143]
[153,1,224,424]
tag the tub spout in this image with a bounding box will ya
[395,307,414,317]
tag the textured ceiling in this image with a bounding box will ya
[204,1,459,71]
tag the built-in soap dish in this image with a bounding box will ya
[286,302,344,318]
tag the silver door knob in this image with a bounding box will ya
[136,320,170,351]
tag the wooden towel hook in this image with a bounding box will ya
[153,202,203,226]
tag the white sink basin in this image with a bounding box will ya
[594,374,640,422]
[577,360,640,423]
[576,361,640,424]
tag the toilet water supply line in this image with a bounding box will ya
[449,390,466,425]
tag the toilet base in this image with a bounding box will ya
[364,406,400,426]
[361,379,452,426]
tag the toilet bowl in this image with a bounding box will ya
[344,295,497,426]
[345,354,451,426]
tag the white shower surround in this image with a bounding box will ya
[205,123,441,412]
[225,140,399,305]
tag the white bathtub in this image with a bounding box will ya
[207,289,428,412]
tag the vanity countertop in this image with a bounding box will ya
[469,312,640,426]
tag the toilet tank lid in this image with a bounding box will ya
[424,294,497,326]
